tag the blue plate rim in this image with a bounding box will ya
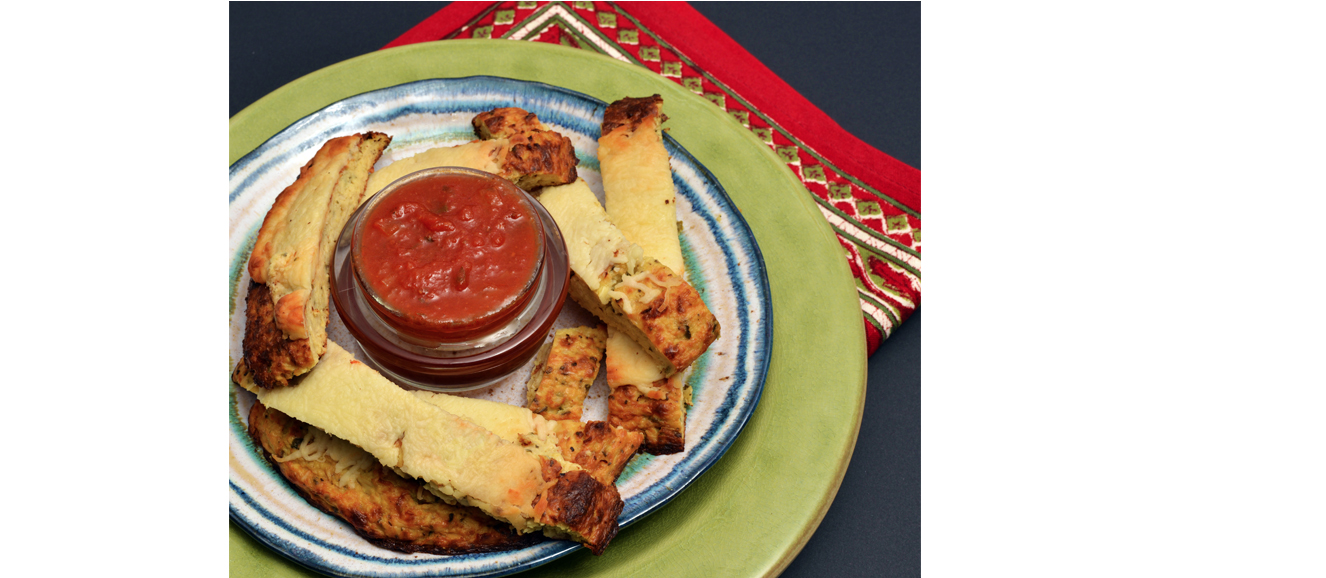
[229,75,773,578]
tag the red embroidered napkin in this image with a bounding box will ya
[386,1,921,355]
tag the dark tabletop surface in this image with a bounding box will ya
[231,3,920,576]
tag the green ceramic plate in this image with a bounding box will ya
[229,39,866,578]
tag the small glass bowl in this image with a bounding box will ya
[330,167,569,392]
[352,167,547,345]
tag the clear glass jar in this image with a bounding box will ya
[330,167,569,391]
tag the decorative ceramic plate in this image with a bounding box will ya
[230,40,866,578]
[229,76,772,577]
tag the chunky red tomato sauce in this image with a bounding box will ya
[358,173,542,339]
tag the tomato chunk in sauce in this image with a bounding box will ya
[357,172,542,340]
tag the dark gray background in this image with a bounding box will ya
[231,3,920,576]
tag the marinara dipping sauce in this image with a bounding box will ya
[331,167,570,392]
[353,169,544,343]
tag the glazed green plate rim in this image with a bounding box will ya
[229,39,866,578]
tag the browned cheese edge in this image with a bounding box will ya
[601,94,665,137]
[246,401,543,555]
